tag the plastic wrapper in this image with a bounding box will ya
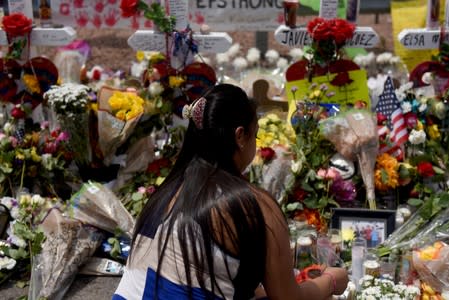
[70,181,135,238]
[112,135,155,191]
[260,145,294,203]
[78,257,124,276]
[29,209,103,300]
[413,241,449,293]
[320,110,378,208]
[97,86,143,166]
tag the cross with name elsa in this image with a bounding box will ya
[127,0,232,69]
[398,0,449,49]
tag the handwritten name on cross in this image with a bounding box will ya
[398,0,449,49]
[274,0,379,48]
[0,0,76,47]
[127,0,232,68]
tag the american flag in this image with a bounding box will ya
[375,77,408,156]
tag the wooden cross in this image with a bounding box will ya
[274,0,379,49]
[127,0,232,69]
[0,0,76,48]
[398,0,449,49]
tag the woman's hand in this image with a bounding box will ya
[322,267,349,295]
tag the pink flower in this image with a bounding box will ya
[147,186,156,194]
[0,133,6,140]
[137,186,146,194]
[56,131,70,142]
[40,121,49,130]
[9,136,18,148]
[317,168,340,180]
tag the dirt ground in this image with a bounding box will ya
[35,13,393,73]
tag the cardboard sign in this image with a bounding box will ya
[50,0,283,31]
[285,69,370,120]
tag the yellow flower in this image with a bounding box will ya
[23,74,41,94]
[31,147,41,163]
[155,176,165,185]
[148,52,166,65]
[416,120,424,131]
[15,153,25,160]
[341,228,355,242]
[116,110,126,120]
[375,153,399,191]
[90,103,98,112]
[169,76,185,88]
[427,124,441,140]
[136,51,145,62]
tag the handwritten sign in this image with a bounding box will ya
[319,0,338,19]
[398,28,449,49]
[8,0,33,19]
[0,27,76,46]
[285,69,371,120]
[128,30,232,53]
[168,0,188,30]
[274,25,379,48]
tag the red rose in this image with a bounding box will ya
[2,13,33,37]
[377,113,388,125]
[404,112,417,128]
[146,158,171,176]
[11,106,26,119]
[293,187,308,202]
[417,161,435,178]
[120,0,139,18]
[260,147,275,162]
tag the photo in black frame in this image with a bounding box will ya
[330,208,396,249]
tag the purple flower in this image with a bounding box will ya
[330,178,356,202]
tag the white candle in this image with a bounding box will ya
[352,245,365,289]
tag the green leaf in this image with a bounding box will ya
[131,192,143,201]
[433,166,445,175]
[16,281,28,288]
[303,197,319,209]
[407,198,423,207]
[286,202,303,212]
[438,192,449,208]
[300,182,314,192]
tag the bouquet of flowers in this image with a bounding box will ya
[0,193,63,285]
[44,83,92,166]
[358,275,420,300]
[306,17,355,66]
[283,84,358,231]
[96,87,144,166]
[0,121,73,198]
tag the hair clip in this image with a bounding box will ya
[181,97,207,129]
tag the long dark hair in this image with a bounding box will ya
[131,84,267,299]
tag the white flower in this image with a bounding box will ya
[289,48,303,61]
[422,72,433,85]
[408,129,426,145]
[277,58,288,69]
[390,56,402,64]
[216,53,230,65]
[232,57,248,71]
[9,207,19,220]
[227,43,240,58]
[418,102,427,112]
[3,122,13,135]
[265,49,279,65]
[130,61,147,78]
[149,82,164,97]
[401,101,412,113]
[0,256,16,270]
[291,160,302,174]
[246,47,261,65]
[7,222,26,248]
[1,197,16,210]
[30,195,45,206]
[376,52,393,64]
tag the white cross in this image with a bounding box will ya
[274,0,379,49]
[127,0,232,69]
[0,0,76,47]
[398,0,449,49]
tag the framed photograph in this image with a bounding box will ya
[330,208,396,249]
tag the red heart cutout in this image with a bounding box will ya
[286,59,360,82]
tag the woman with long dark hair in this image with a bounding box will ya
[113,84,348,299]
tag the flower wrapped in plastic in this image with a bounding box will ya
[320,110,379,209]
[69,181,135,238]
[29,209,103,300]
[96,86,144,166]
[44,83,92,166]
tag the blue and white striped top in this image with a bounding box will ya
[112,218,241,300]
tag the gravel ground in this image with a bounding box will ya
[36,13,393,73]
